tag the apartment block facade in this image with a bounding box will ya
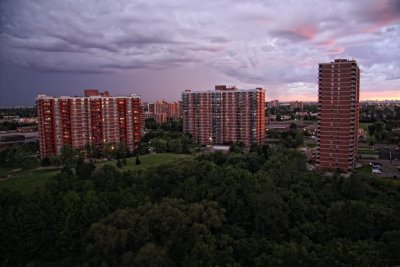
[36,90,141,159]
[144,100,181,124]
[182,85,265,146]
[316,59,360,172]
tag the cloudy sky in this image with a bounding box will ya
[0,0,399,105]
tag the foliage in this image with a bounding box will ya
[0,121,37,131]
[0,107,37,118]
[140,130,193,154]
[1,145,400,266]
[361,105,400,143]
[0,142,39,169]
[267,128,304,148]
[145,118,183,132]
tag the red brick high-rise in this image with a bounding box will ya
[316,59,360,172]
[36,90,141,159]
[182,85,265,146]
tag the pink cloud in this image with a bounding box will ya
[291,24,317,40]
[315,38,336,47]
[327,47,345,54]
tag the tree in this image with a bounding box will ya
[60,145,75,167]
[368,121,385,141]
[75,156,96,179]
[84,143,101,160]
[87,199,226,266]
[327,201,374,241]
[367,134,376,146]
[167,139,183,153]
[149,138,167,153]
[115,143,128,167]
[229,142,244,153]
[145,118,158,130]
[268,129,280,139]
[41,157,51,167]
[2,145,400,266]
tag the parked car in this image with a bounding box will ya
[372,169,382,174]
[371,166,383,172]
[370,162,382,168]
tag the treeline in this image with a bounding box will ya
[267,123,304,148]
[360,105,400,125]
[0,142,39,169]
[140,130,195,154]
[0,108,37,118]
[366,121,400,145]
[361,105,400,144]
[145,118,183,132]
[0,121,37,131]
[1,145,400,266]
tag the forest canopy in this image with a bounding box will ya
[1,145,400,266]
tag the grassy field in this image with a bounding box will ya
[305,143,317,148]
[359,122,372,130]
[0,169,59,193]
[0,153,193,193]
[102,153,193,172]
[358,147,376,155]
[357,164,372,174]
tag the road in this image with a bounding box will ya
[0,131,38,139]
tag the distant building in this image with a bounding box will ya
[144,100,181,124]
[316,59,360,172]
[266,100,279,108]
[290,101,303,110]
[266,122,290,132]
[36,89,141,159]
[2,115,20,121]
[182,85,265,146]
[144,112,168,124]
[295,111,308,117]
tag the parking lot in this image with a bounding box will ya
[358,159,400,178]
[377,148,400,160]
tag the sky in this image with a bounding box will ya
[0,0,399,106]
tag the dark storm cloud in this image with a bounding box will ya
[0,0,399,104]
[357,0,400,25]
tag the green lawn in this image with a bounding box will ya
[305,143,317,148]
[357,164,372,174]
[359,122,372,130]
[358,148,376,155]
[0,153,193,193]
[0,169,59,193]
[102,153,193,172]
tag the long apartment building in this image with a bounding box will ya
[36,90,141,159]
[182,85,265,146]
[316,59,360,172]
